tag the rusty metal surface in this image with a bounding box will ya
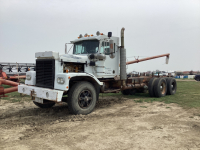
[0,80,19,97]
[0,79,19,86]
[30,89,36,97]
[127,76,151,84]
[0,68,7,79]
[0,65,26,81]
[4,86,18,94]
[121,27,125,48]
[0,79,19,97]
[120,27,126,81]
[101,76,153,92]
[0,86,6,97]
[9,76,26,79]
[101,76,152,93]
[126,53,170,65]
[103,89,121,93]
[122,83,146,90]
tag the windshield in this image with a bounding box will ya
[73,40,99,54]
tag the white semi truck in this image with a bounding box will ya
[18,28,177,115]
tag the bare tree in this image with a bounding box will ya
[189,70,193,75]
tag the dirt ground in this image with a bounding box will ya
[0,97,200,150]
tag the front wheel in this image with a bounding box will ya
[68,81,97,115]
[33,101,55,108]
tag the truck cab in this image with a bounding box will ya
[18,31,121,115]
[62,33,120,78]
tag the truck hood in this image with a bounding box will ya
[60,54,88,63]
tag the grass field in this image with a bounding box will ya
[1,81,200,108]
[103,81,200,108]
[1,85,30,103]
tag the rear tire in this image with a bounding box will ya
[121,90,130,95]
[148,77,157,97]
[129,89,136,95]
[154,78,167,97]
[33,101,55,108]
[166,78,177,95]
[68,81,97,115]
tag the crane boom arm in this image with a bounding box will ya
[126,53,170,65]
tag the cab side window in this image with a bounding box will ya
[74,43,82,54]
[100,41,104,54]
[100,41,114,55]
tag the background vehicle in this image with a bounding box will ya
[194,75,200,81]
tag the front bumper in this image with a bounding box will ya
[18,85,64,102]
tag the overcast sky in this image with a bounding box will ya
[0,0,199,72]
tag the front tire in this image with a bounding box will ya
[33,101,55,108]
[68,81,97,115]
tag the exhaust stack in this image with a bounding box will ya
[120,27,126,84]
[65,43,67,54]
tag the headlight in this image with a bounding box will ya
[57,77,65,84]
[26,75,31,80]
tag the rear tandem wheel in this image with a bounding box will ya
[166,77,177,95]
[148,77,157,97]
[154,78,167,97]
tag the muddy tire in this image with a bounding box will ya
[148,77,157,97]
[166,78,177,95]
[33,101,55,108]
[121,90,130,95]
[130,89,136,95]
[154,78,167,97]
[68,81,97,115]
[164,77,169,82]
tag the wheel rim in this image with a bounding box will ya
[160,82,166,95]
[78,90,93,109]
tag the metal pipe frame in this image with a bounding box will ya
[0,79,19,97]
[126,53,170,65]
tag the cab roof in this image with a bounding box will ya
[71,35,115,43]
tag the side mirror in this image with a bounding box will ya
[109,40,114,53]
[109,40,115,58]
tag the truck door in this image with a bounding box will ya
[99,39,117,78]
